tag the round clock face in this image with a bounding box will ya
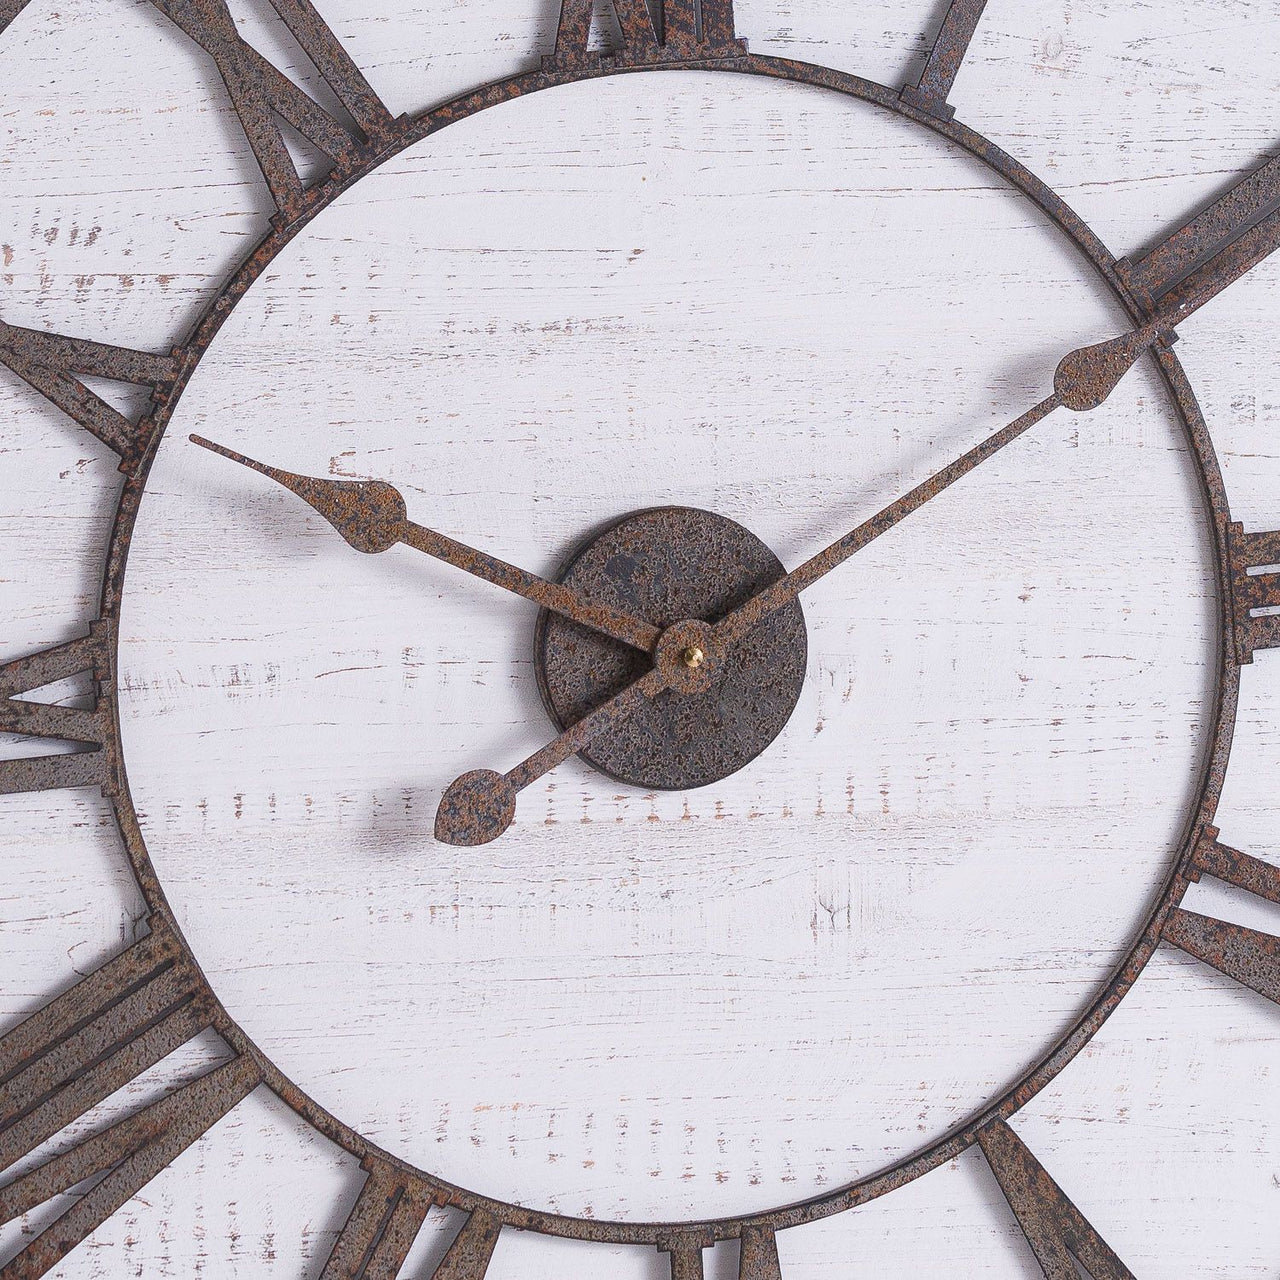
[5,3,1280,1276]
[115,75,1215,1220]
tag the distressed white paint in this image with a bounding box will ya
[1,0,1279,1276]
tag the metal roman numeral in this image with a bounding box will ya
[0,621,117,798]
[0,321,177,472]
[0,921,218,1174]
[1227,523,1280,663]
[0,1055,260,1280]
[900,0,990,121]
[0,920,249,1276]
[0,0,33,35]
[738,1226,784,1278]
[660,1236,707,1280]
[1164,829,1280,1004]
[977,1119,1134,1280]
[429,1210,501,1279]
[659,1229,782,1278]
[324,1197,499,1280]
[1117,151,1280,321]
[148,0,397,223]
[319,1160,432,1280]
[552,0,745,69]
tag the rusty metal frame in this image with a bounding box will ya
[98,47,1242,1247]
[2,0,1278,1273]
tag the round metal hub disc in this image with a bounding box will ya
[534,506,808,791]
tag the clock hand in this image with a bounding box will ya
[710,320,1163,647]
[435,618,719,845]
[431,321,1165,847]
[433,264,1279,848]
[714,199,1280,650]
[435,666,671,846]
[190,436,661,654]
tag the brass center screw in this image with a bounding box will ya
[682,646,706,670]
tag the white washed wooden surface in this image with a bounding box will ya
[2,1,1280,1276]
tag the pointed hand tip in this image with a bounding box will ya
[189,434,245,465]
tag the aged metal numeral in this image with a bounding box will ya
[900,0,989,121]
[427,1209,501,1279]
[552,0,744,69]
[0,1054,260,1280]
[739,1225,783,1279]
[0,920,219,1178]
[977,1119,1134,1280]
[1226,523,1280,663]
[319,1160,432,1280]
[0,621,117,798]
[0,321,177,472]
[659,1235,713,1280]
[148,0,396,222]
[0,0,33,35]
[1164,830,1280,1004]
[1117,152,1280,320]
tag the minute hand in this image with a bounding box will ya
[712,322,1165,646]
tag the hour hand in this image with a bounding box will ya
[191,435,408,553]
[190,436,660,653]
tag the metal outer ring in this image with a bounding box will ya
[97,53,1237,1247]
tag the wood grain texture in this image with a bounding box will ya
[1,1,1279,1276]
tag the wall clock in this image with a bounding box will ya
[1,0,1279,1276]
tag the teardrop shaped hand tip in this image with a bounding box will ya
[291,476,407,554]
[189,434,407,554]
[435,769,518,847]
[1053,325,1157,413]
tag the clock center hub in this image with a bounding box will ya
[652,617,719,694]
[534,506,808,791]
